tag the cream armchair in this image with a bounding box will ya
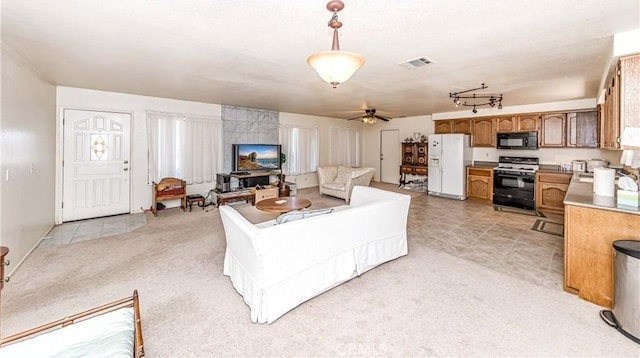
[317,166,375,203]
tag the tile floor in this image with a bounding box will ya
[406,191,565,290]
[38,213,147,248]
[38,185,565,290]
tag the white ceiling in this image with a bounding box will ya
[2,0,639,119]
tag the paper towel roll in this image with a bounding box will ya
[593,167,615,197]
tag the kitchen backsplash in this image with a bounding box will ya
[472,147,623,167]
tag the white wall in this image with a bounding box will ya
[362,115,433,183]
[56,87,222,219]
[1,45,57,273]
[279,112,363,189]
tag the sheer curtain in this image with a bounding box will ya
[279,125,319,176]
[329,127,361,166]
[147,111,223,184]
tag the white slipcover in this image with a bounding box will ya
[317,166,375,203]
[219,186,411,324]
[0,307,135,357]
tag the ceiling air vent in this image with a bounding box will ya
[399,56,434,69]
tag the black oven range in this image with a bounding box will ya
[493,156,539,211]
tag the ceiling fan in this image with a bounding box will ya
[347,109,392,124]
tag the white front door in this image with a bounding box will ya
[63,109,131,222]
[380,129,399,184]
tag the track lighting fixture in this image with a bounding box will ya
[449,83,503,113]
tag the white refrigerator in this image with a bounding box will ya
[427,133,472,200]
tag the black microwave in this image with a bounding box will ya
[496,132,538,150]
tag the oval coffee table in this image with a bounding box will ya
[255,196,311,213]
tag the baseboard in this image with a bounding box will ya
[6,224,53,277]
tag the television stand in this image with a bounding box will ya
[230,171,281,188]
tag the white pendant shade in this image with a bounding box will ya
[307,50,365,88]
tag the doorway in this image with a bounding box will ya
[62,109,131,222]
[380,129,400,184]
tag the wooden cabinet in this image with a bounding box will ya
[400,142,428,186]
[540,113,566,147]
[564,204,640,308]
[452,119,472,134]
[567,111,598,147]
[402,142,428,166]
[600,54,640,149]
[496,116,516,133]
[466,167,493,201]
[620,54,640,149]
[471,118,495,147]
[434,119,472,134]
[434,120,452,134]
[496,114,539,133]
[601,68,620,149]
[535,172,571,212]
[517,114,540,132]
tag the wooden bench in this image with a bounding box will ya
[152,177,186,216]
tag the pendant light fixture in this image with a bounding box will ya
[307,0,365,88]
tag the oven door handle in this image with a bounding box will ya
[496,173,523,179]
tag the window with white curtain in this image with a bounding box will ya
[147,111,223,184]
[279,125,319,176]
[329,127,361,166]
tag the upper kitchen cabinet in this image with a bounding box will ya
[540,113,566,147]
[567,110,598,148]
[516,114,540,132]
[471,117,495,147]
[620,54,640,149]
[601,53,640,149]
[496,116,516,133]
[452,119,472,134]
[496,114,539,133]
[434,119,472,134]
[434,120,452,134]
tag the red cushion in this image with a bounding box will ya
[157,188,185,196]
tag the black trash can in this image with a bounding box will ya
[600,240,640,344]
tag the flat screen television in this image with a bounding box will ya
[232,144,282,173]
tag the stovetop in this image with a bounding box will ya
[494,156,539,173]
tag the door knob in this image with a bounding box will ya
[124,160,129,164]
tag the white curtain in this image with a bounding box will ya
[279,125,319,176]
[329,127,361,166]
[147,111,223,184]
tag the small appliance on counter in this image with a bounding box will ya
[572,160,586,173]
[587,159,609,172]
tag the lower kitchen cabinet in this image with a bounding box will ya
[535,172,571,212]
[466,167,493,201]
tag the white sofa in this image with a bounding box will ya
[317,165,375,203]
[219,186,411,324]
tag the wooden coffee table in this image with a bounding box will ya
[216,190,255,207]
[255,196,311,213]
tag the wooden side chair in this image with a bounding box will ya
[152,177,187,216]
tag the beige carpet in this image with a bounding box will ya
[1,184,636,356]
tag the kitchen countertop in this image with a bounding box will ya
[564,177,640,215]
[537,165,573,174]
[469,161,497,169]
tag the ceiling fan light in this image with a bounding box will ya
[362,116,377,124]
[307,50,365,88]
